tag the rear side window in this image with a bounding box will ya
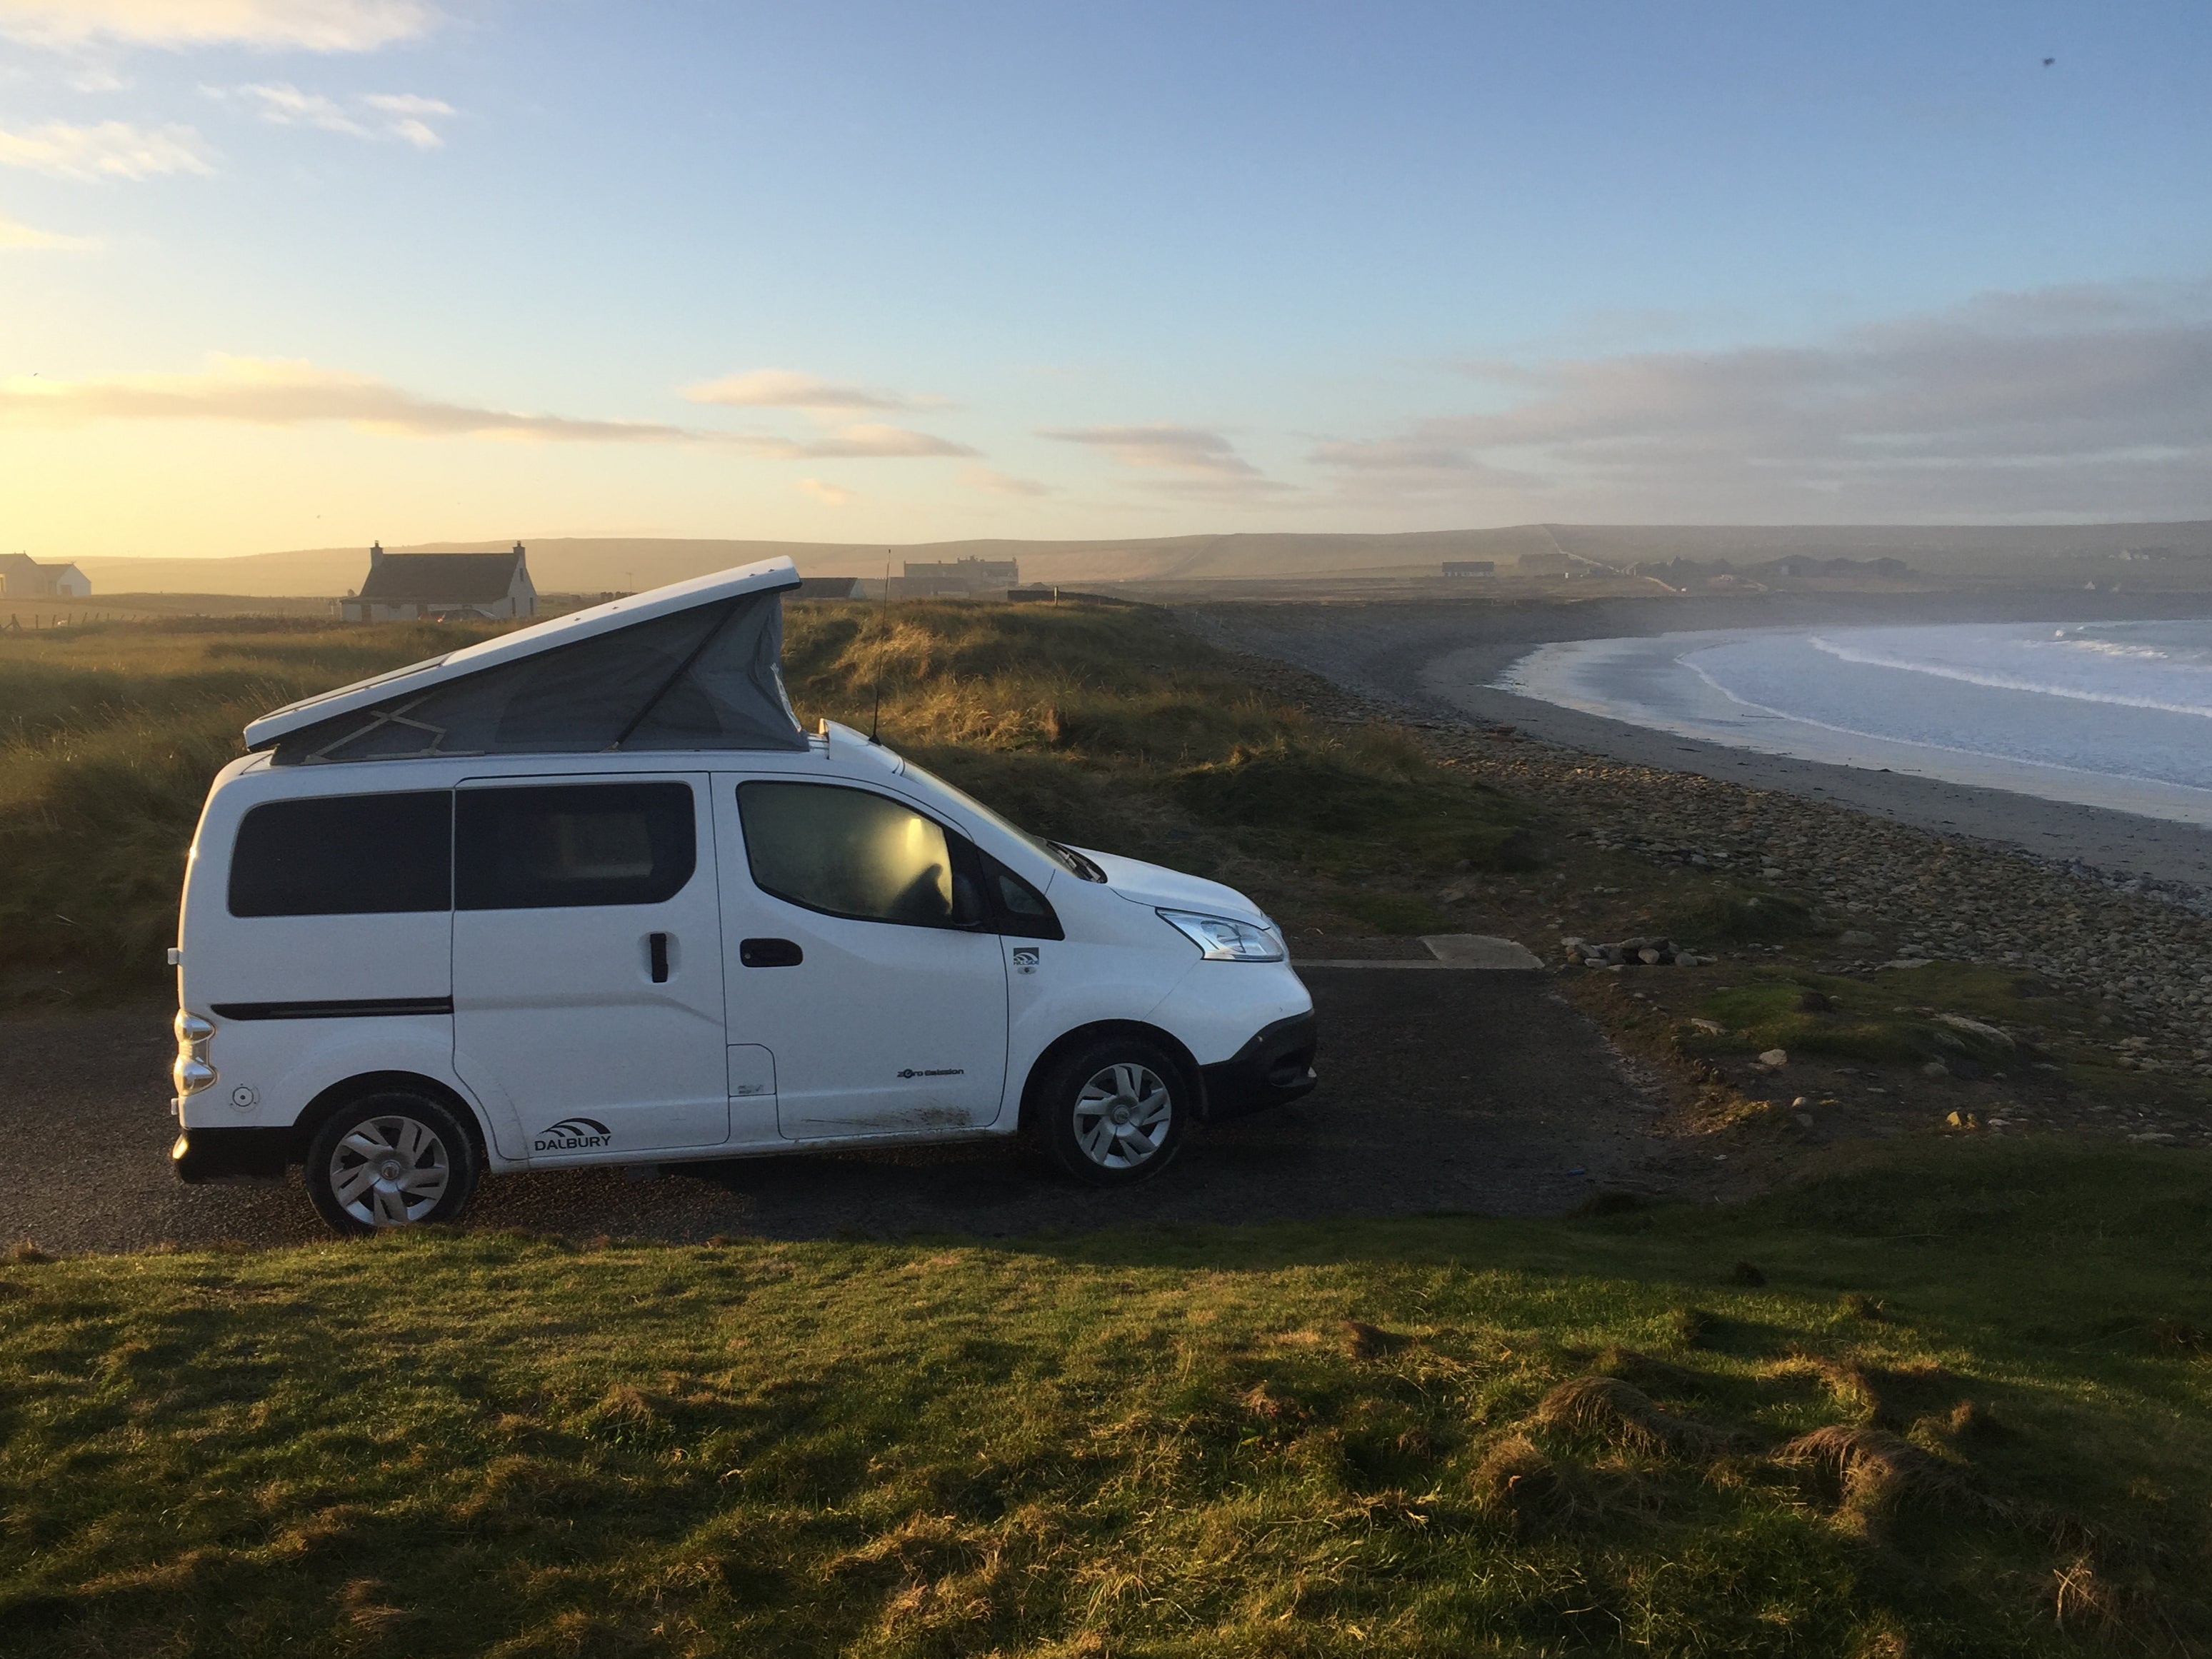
[457,781,696,910]
[738,781,962,927]
[229,791,452,917]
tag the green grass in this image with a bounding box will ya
[1676,963,2157,1086]
[3,1143,2208,1655]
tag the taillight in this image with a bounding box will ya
[174,1011,216,1097]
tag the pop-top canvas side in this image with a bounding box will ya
[246,558,809,762]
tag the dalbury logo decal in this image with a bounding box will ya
[897,1068,966,1079]
[535,1116,613,1153]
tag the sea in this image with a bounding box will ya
[1496,619,2212,826]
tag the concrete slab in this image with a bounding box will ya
[1421,933,1546,969]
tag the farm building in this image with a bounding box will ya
[339,543,537,623]
[1,553,90,598]
[894,556,1020,598]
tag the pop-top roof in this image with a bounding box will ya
[246,556,806,760]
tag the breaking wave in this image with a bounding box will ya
[1800,624,2212,721]
[1494,618,2212,824]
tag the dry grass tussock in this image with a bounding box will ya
[1531,1373,1746,1458]
[2048,1554,2199,1655]
[1774,1425,1967,1535]
[784,603,1296,766]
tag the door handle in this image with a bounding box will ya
[649,933,671,983]
[740,937,803,968]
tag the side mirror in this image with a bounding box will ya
[950,873,984,926]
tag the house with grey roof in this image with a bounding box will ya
[339,542,536,623]
[894,556,1019,598]
[1,553,90,598]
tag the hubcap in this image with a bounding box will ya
[329,1114,451,1227]
[1072,1063,1172,1169]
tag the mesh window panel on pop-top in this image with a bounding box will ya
[623,592,807,751]
[274,597,802,762]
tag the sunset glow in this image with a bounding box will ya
[3,1,2208,560]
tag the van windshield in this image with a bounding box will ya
[896,758,1104,881]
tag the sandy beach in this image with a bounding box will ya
[1200,588,2212,896]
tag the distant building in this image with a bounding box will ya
[339,542,536,622]
[894,556,1020,598]
[791,576,866,599]
[1761,555,1913,581]
[1635,554,1912,587]
[1441,561,1496,578]
[1,553,90,598]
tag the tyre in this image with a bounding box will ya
[306,1091,479,1235]
[1036,1035,1188,1186]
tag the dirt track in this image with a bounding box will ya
[3,968,1683,1253]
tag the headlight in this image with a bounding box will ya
[174,1011,216,1096]
[1157,908,1286,962]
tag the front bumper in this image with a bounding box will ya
[1198,1011,1318,1121]
[171,1127,292,1184]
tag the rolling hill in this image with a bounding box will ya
[69,521,2212,596]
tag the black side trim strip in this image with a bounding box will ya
[210,996,454,1021]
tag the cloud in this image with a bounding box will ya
[0,212,99,251]
[208,82,454,146]
[0,355,699,442]
[0,119,211,179]
[683,368,936,412]
[961,466,1054,497]
[794,422,974,458]
[0,0,436,52]
[1311,280,2212,518]
[0,356,989,464]
[1041,421,1291,497]
[1041,422,1260,478]
[361,90,450,148]
[796,477,853,506]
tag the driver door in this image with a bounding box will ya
[711,777,1009,1139]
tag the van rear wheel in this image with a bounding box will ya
[306,1092,478,1235]
[1037,1036,1187,1186]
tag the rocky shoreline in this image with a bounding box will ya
[1229,650,2212,1087]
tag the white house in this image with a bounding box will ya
[1,553,90,598]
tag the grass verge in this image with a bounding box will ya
[3,1143,2208,1655]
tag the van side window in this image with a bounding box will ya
[738,781,968,928]
[229,791,453,917]
[456,782,696,910]
[980,850,1064,941]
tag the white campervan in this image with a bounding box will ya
[169,558,1317,1233]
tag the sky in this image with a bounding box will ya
[2,0,2211,561]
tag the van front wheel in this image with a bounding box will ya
[1037,1036,1187,1186]
[306,1092,479,1235]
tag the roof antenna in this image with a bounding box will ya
[868,549,891,744]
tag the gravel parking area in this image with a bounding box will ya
[4,969,1673,1253]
